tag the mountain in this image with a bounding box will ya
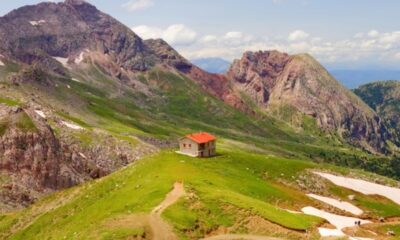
[355,80,400,144]
[191,57,231,74]
[330,69,400,89]
[0,1,397,209]
[227,51,392,153]
[0,1,400,239]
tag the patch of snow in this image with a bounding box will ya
[29,20,46,26]
[74,49,89,64]
[62,121,83,130]
[53,57,69,67]
[318,228,346,237]
[302,206,371,230]
[307,194,363,215]
[67,85,71,89]
[0,60,4,66]
[71,78,81,82]
[314,172,400,205]
[79,153,87,159]
[349,237,374,240]
[34,110,46,118]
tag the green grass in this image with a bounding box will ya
[15,112,37,132]
[0,146,327,240]
[0,97,19,106]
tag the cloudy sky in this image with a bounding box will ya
[2,0,400,70]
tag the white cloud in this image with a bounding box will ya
[131,25,162,39]
[288,30,309,41]
[132,24,197,45]
[162,24,197,45]
[123,0,154,11]
[367,30,379,38]
[200,35,218,43]
[132,24,400,68]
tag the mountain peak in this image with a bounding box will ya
[64,0,88,5]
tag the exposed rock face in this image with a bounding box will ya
[0,0,181,72]
[0,105,156,209]
[228,51,290,106]
[355,81,400,145]
[228,51,391,152]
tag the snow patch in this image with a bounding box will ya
[314,172,400,205]
[318,228,345,237]
[307,194,363,215]
[71,78,81,82]
[0,60,4,66]
[74,49,89,64]
[302,206,371,230]
[29,20,46,26]
[53,57,69,67]
[35,110,46,119]
[62,121,83,130]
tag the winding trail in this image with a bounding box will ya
[202,234,282,240]
[148,182,185,240]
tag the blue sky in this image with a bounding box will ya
[2,0,400,69]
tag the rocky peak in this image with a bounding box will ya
[227,50,290,106]
[227,50,391,153]
[65,0,88,5]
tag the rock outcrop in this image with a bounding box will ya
[227,51,391,152]
[0,104,155,209]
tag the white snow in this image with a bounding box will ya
[314,172,400,205]
[62,121,83,130]
[318,228,345,237]
[349,237,374,240]
[307,194,363,215]
[71,78,81,82]
[0,60,4,66]
[29,20,46,26]
[301,206,371,230]
[34,110,46,118]
[74,49,89,64]
[75,51,85,64]
[53,57,69,67]
[67,85,71,89]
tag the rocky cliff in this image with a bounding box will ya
[355,81,400,146]
[227,51,391,152]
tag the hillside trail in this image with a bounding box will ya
[202,234,283,240]
[147,182,185,240]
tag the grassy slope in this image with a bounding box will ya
[1,142,399,239]
[0,144,324,239]
[0,62,399,239]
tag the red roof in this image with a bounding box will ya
[185,132,216,144]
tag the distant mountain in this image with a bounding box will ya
[354,81,400,143]
[191,57,230,73]
[330,69,400,89]
[227,51,391,152]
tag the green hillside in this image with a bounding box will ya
[1,53,400,240]
[2,141,400,240]
[355,80,400,145]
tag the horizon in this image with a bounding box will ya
[1,0,400,71]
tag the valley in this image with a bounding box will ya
[0,1,399,239]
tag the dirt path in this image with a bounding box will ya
[148,182,185,240]
[152,182,185,215]
[202,234,283,240]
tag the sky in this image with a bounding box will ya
[1,0,400,70]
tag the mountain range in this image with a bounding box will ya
[0,1,399,239]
